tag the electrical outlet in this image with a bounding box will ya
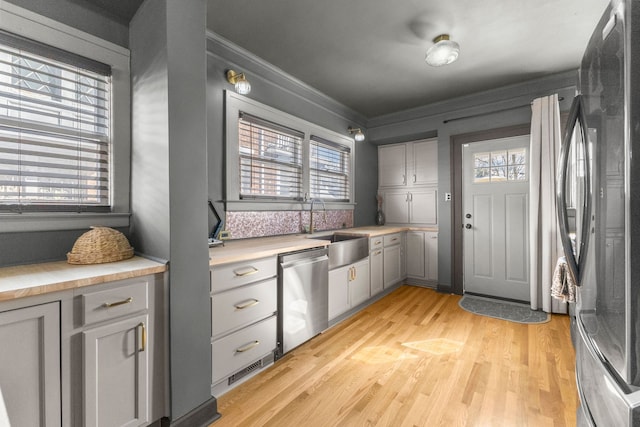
[219,230,231,240]
[444,193,452,201]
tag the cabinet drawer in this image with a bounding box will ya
[369,236,383,251]
[211,256,277,293]
[212,278,277,339]
[81,281,148,326]
[212,315,276,384]
[383,233,402,246]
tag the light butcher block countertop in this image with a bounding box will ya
[209,225,438,266]
[0,256,167,302]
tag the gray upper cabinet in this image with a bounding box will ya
[378,144,407,187]
[0,301,61,427]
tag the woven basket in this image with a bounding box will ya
[67,226,134,265]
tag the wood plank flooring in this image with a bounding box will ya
[212,286,577,426]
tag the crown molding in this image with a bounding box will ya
[206,31,367,126]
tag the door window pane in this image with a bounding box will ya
[473,148,528,183]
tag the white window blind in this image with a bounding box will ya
[0,30,111,212]
[238,112,303,199]
[310,135,350,201]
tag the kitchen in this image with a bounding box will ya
[0,0,622,426]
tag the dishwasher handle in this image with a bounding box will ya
[280,254,328,269]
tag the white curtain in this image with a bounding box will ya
[529,94,566,313]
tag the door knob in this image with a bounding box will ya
[465,224,472,229]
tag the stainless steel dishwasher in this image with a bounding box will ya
[277,247,329,358]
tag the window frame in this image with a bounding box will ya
[225,91,355,211]
[0,2,130,232]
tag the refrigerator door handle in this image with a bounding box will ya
[556,94,591,285]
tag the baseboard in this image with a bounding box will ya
[169,398,221,427]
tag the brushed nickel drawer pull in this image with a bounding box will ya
[139,322,147,352]
[374,250,382,255]
[236,340,259,353]
[103,297,133,308]
[234,299,260,310]
[233,266,259,277]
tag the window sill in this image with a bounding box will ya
[0,212,130,233]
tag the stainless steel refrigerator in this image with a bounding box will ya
[557,0,640,425]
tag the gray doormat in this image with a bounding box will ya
[459,294,550,324]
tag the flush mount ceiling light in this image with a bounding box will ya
[226,69,251,95]
[425,34,460,67]
[348,127,365,142]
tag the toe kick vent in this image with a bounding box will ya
[227,353,273,386]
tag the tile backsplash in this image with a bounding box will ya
[225,210,354,239]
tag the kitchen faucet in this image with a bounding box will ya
[309,198,326,233]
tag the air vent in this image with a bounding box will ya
[227,353,274,386]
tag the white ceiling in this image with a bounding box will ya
[206,0,609,118]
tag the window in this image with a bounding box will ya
[0,30,111,211]
[473,149,527,183]
[310,136,350,201]
[226,92,355,210]
[238,113,303,199]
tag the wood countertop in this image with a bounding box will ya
[209,225,438,266]
[0,256,167,302]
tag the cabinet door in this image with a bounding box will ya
[0,302,60,427]
[409,189,437,224]
[329,265,350,320]
[383,245,402,288]
[406,232,426,279]
[349,260,370,307]
[412,140,438,185]
[382,190,409,223]
[425,232,438,282]
[370,250,384,296]
[83,314,149,427]
[378,144,406,187]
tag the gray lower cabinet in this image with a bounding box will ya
[369,247,383,296]
[383,233,402,288]
[0,302,61,427]
[406,231,438,284]
[210,257,277,395]
[328,259,370,320]
[76,276,165,427]
[82,314,149,427]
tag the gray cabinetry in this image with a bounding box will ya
[369,236,384,296]
[210,256,277,395]
[328,259,370,321]
[383,233,402,288]
[77,277,163,427]
[406,231,438,286]
[378,139,438,226]
[82,313,148,427]
[0,302,61,427]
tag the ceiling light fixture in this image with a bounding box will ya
[348,127,365,142]
[226,69,251,95]
[425,34,460,67]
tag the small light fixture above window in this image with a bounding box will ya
[425,34,460,67]
[348,127,365,142]
[226,69,251,95]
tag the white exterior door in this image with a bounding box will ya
[462,136,530,301]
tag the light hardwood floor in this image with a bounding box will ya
[212,286,577,426]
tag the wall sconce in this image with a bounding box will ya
[425,34,460,67]
[226,69,251,95]
[348,127,365,142]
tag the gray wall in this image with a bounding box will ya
[205,35,378,226]
[367,70,578,292]
[5,0,129,48]
[130,0,211,421]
